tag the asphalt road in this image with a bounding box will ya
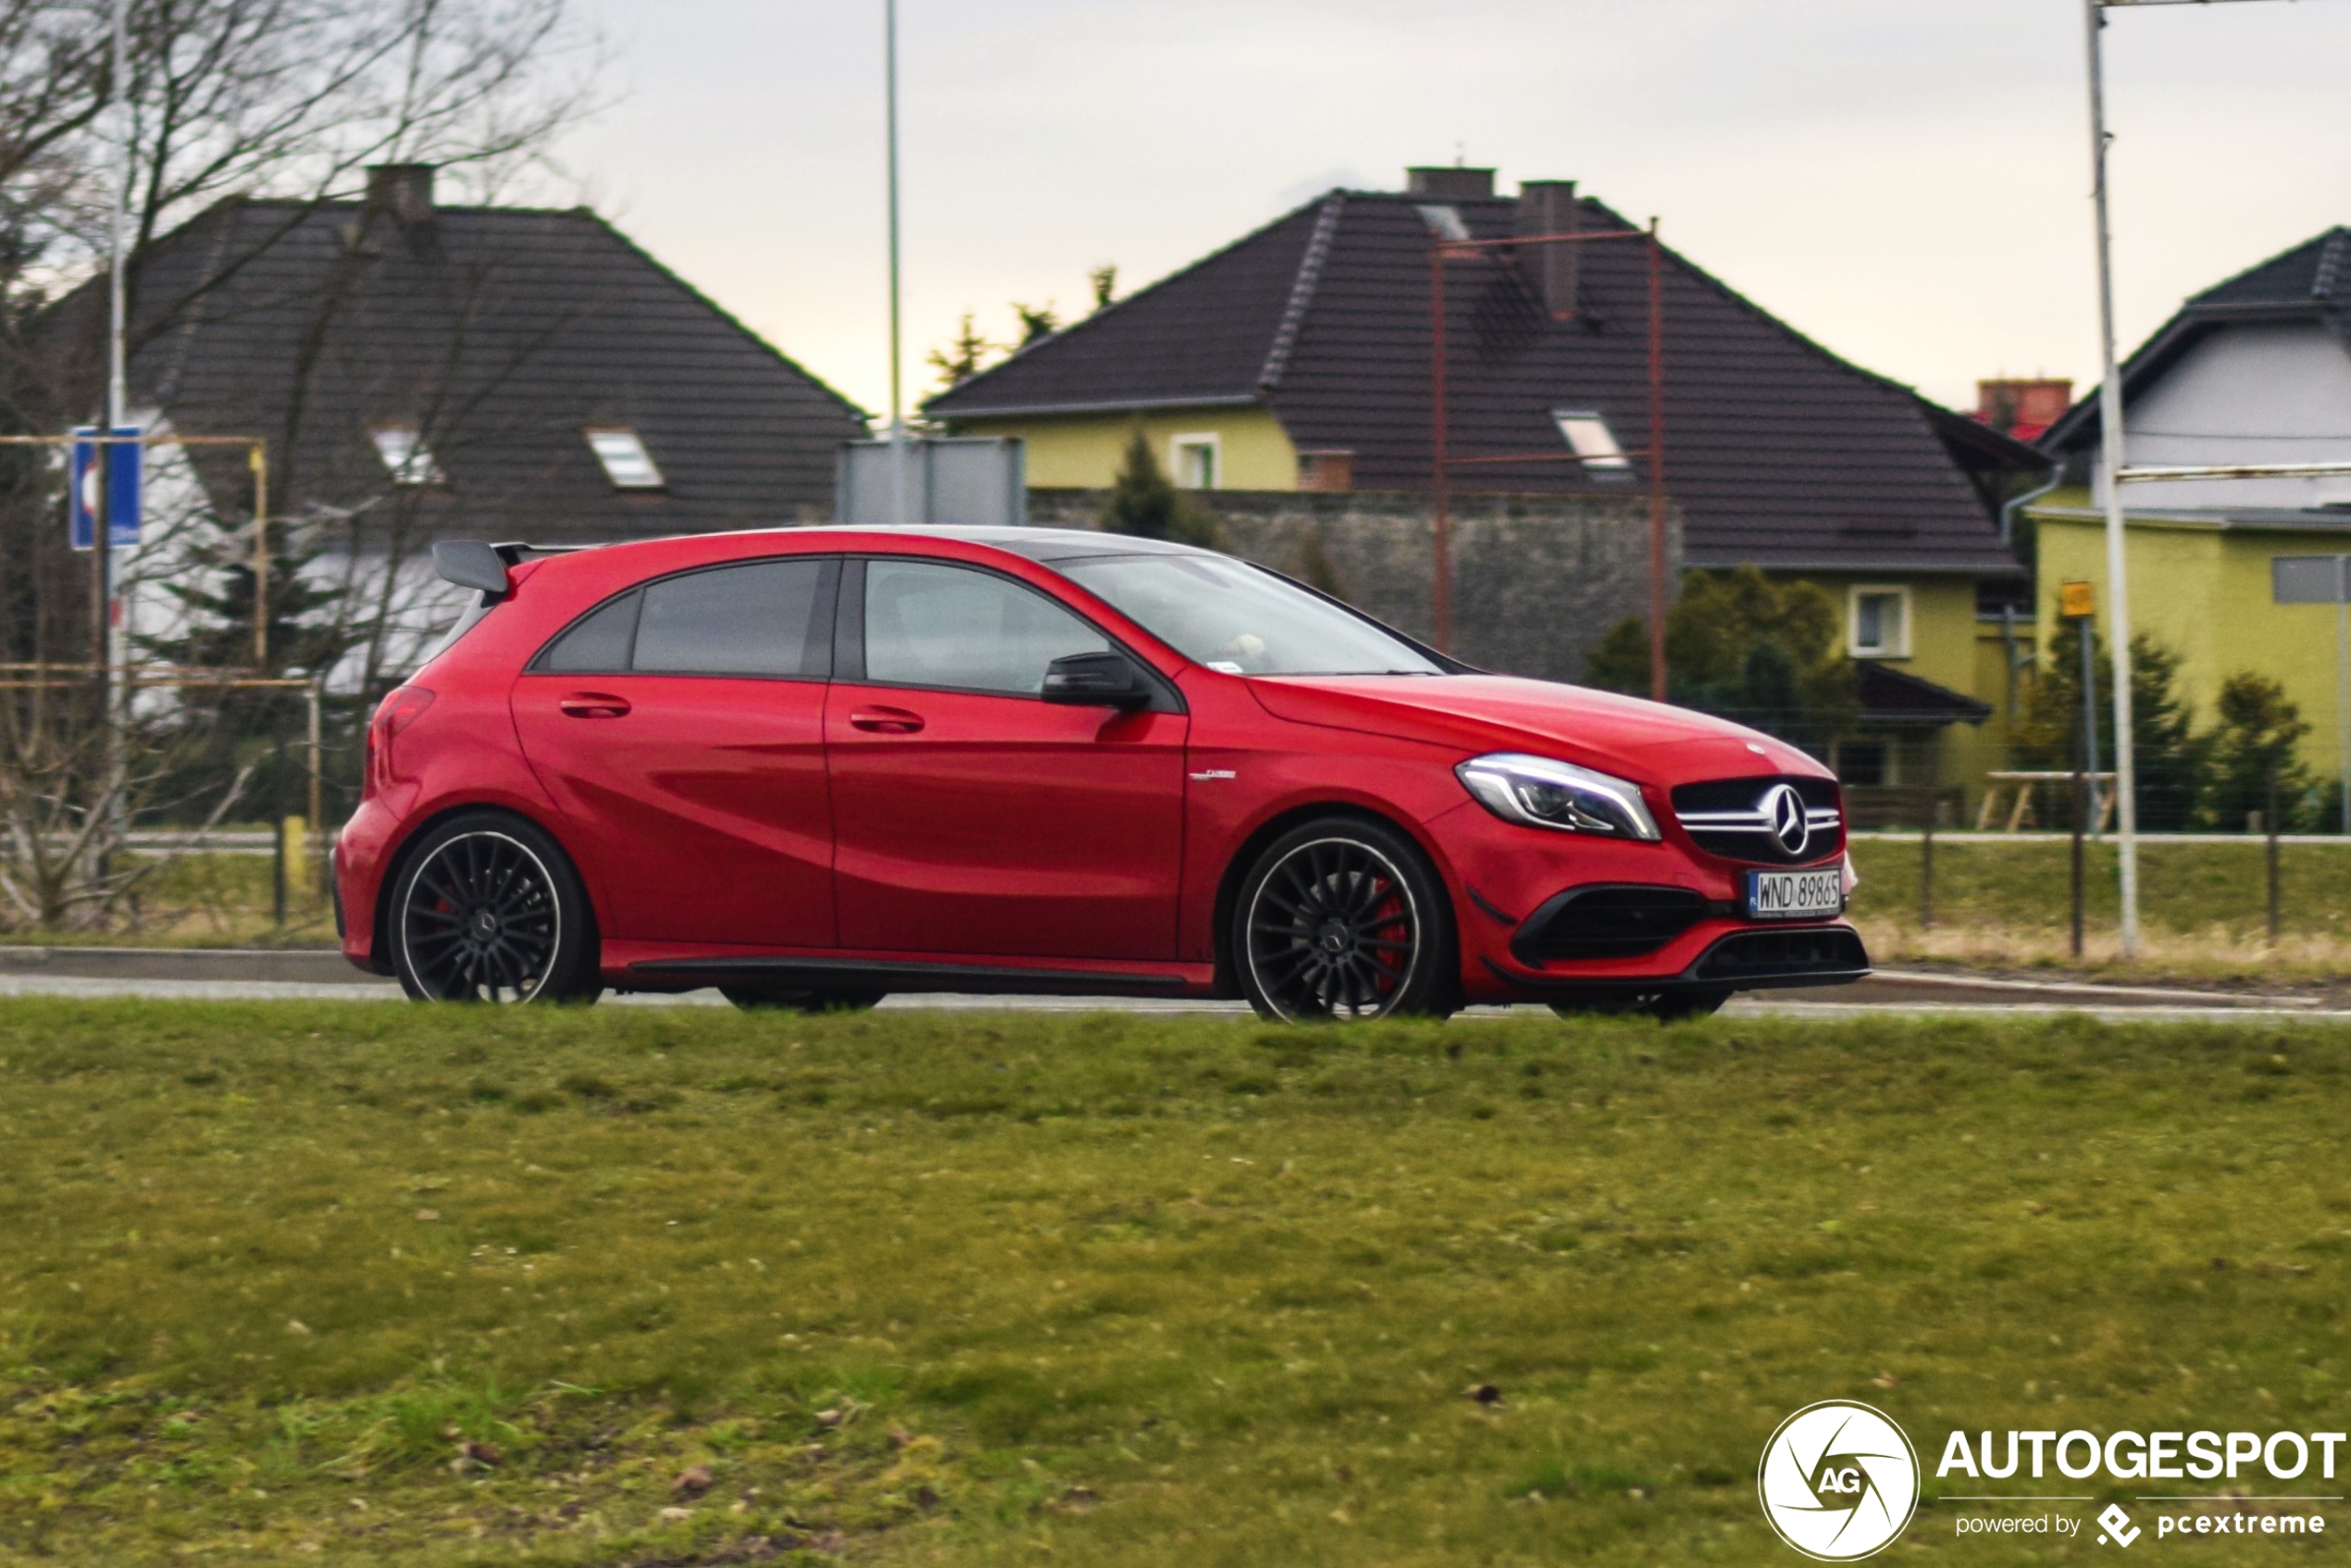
[0,946,2339,1022]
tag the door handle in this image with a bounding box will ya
[848,705,925,734]
[558,691,631,718]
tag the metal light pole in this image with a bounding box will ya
[884,0,913,526]
[2083,0,2142,954]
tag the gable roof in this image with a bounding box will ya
[2040,226,2351,455]
[63,193,867,540]
[930,185,2038,578]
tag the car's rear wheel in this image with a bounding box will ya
[719,986,887,1014]
[391,812,602,1004]
[1549,988,1731,1023]
[1234,816,1457,1022]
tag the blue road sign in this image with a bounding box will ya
[69,426,141,550]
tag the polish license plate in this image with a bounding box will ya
[1744,868,1843,920]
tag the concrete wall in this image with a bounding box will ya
[1026,487,1674,685]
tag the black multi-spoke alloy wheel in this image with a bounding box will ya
[1234,816,1457,1022]
[391,812,601,1004]
[1549,988,1731,1024]
[719,987,887,1014]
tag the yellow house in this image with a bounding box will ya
[2032,497,2351,779]
[2033,225,2351,792]
[928,166,2048,801]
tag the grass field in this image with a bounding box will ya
[1849,837,2351,976]
[4,1002,2350,1563]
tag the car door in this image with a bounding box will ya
[826,555,1188,961]
[511,555,839,948]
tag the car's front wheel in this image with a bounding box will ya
[390,811,602,1004]
[1233,816,1458,1022]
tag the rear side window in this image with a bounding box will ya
[539,592,640,672]
[535,557,834,678]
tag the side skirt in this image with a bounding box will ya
[625,954,1209,998]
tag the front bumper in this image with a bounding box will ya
[1487,922,1870,1001]
[1424,799,1865,1002]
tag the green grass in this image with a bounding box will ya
[4,1003,2351,1563]
[0,851,333,950]
[1849,837,2351,976]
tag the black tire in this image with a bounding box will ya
[390,811,602,1004]
[1232,815,1458,1022]
[719,986,887,1014]
[1549,988,1732,1024]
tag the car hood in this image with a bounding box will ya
[1246,674,1830,785]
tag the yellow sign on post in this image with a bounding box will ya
[2059,579,2096,619]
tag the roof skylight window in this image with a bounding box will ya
[587,427,665,490]
[1416,205,1471,243]
[1551,409,1633,478]
[371,427,443,486]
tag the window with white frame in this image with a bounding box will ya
[586,428,665,490]
[371,427,443,487]
[1171,433,1220,491]
[1848,585,1911,658]
[1550,408,1633,479]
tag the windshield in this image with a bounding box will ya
[1056,554,1444,677]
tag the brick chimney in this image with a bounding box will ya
[366,164,438,226]
[1405,167,1495,201]
[1975,377,2073,442]
[1515,180,1581,320]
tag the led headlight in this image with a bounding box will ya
[1455,753,1661,840]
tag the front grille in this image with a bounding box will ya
[1693,926,1869,982]
[1671,775,1843,865]
[1513,884,1711,964]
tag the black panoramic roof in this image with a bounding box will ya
[51,193,868,542]
[929,186,2040,578]
[842,525,1213,564]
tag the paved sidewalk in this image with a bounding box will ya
[0,947,2334,1022]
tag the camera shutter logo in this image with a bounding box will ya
[1763,783,1810,857]
[1757,1401,1919,1561]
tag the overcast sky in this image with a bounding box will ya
[556,0,2351,424]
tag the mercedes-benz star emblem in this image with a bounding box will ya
[1762,783,1810,857]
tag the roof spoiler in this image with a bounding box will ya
[431,540,510,596]
[432,539,592,597]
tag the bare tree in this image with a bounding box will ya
[0,0,603,934]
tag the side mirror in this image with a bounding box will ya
[1042,650,1150,709]
[432,539,510,596]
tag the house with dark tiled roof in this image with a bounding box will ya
[927,167,2044,792]
[2031,226,2351,802]
[51,164,866,682]
[93,165,867,540]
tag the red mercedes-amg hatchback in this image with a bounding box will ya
[334,526,1866,1019]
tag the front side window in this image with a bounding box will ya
[1849,586,1910,659]
[1056,553,1442,677]
[862,560,1107,695]
[536,557,830,677]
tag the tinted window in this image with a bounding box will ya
[863,560,1107,695]
[539,591,641,672]
[1057,554,1441,676]
[633,559,828,677]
